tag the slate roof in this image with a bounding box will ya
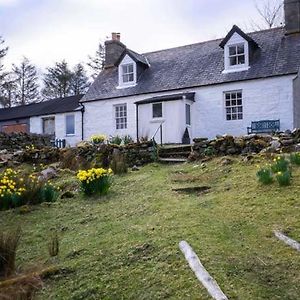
[82,27,300,103]
[135,92,195,105]
[0,95,83,122]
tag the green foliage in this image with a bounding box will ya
[256,168,273,185]
[109,135,122,145]
[0,227,21,278]
[290,152,300,166]
[0,169,59,211]
[271,156,289,173]
[204,146,215,156]
[275,170,291,186]
[123,135,134,145]
[77,168,112,196]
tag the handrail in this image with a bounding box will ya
[151,121,164,146]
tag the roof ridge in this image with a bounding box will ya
[142,26,284,56]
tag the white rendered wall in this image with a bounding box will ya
[83,75,295,142]
[30,111,82,147]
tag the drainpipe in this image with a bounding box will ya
[79,102,85,141]
[136,103,139,142]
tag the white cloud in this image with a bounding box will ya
[0,0,19,6]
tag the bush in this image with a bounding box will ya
[0,227,21,279]
[90,134,106,144]
[77,168,113,196]
[275,170,291,186]
[110,135,122,145]
[123,135,134,145]
[256,168,273,185]
[271,156,289,173]
[290,152,300,165]
[0,169,59,211]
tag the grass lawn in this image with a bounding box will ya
[1,156,300,299]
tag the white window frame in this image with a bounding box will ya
[65,114,75,136]
[224,90,243,121]
[115,103,127,130]
[152,102,163,119]
[223,34,250,73]
[42,116,55,135]
[118,55,137,88]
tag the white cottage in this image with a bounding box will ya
[81,0,300,144]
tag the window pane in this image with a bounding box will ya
[66,115,75,135]
[229,46,236,56]
[153,103,162,118]
[238,55,245,64]
[186,104,191,125]
[225,91,243,121]
[230,57,237,66]
[115,104,127,129]
[225,100,231,107]
[237,45,244,54]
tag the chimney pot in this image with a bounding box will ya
[284,0,300,35]
[111,32,121,41]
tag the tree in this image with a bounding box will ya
[42,60,73,99]
[70,63,90,95]
[0,74,16,108]
[87,42,105,79]
[12,57,39,105]
[251,0,284,30]
[0,36,9,106]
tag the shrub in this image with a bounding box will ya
[290,152,300,166]
[77,168,113,196]
[90,134,106,144]
[204,146,215,156]
[123,135,134,145]
[256,167,273,185]
[271,156,289,173]
[111,150,128,175]
[0,227,21,279]
[275,170,291,186]
[110,135,122,145]
[0,169,59,211]
[48,231,59,257]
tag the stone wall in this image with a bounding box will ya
[0,132,52,151]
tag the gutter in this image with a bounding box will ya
[79,102,85,141]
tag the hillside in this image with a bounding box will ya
[1,156,300,299]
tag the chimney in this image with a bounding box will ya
[104,32,126,68]
[285,0,300,35]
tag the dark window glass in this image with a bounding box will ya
[186,104,191,125]
[153,103,162,118]
[66,115,75,135]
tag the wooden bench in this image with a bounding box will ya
[247,120,280,134]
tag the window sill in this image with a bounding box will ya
[66,134,75,137]
[116,83,137,89]
[222,66,250,74]
[150,118,165,123]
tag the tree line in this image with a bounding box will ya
[0,38,105,108]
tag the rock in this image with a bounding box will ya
[294,143,300,152]
[270,139,281,150]
[131,165,140,171]
[226,147,238,155]
[18,205,31,214]
[39,167,57,181]
[280,138,294,146]
[61,191,75,199]
[220,157,233,166]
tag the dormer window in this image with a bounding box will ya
[220,25,259,74]
[228,44,245,66]
[122,64,134,83]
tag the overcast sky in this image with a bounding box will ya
[0,0,268,72]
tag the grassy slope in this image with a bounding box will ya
[1,156,300,300]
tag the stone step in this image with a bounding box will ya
[158,157,188,163]
[158,151,191,158]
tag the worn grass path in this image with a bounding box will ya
[1,157,300,299]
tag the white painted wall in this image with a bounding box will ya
[30,111,82,147]
[83,75,296,142]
